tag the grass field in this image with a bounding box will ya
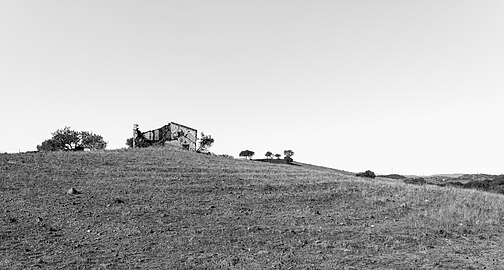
[2,147,504,269]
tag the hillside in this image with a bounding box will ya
[2,148,504,269]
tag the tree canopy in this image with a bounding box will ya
[37,127,107,151]
[284,150,294,158]
[283,149,294,162]
[239,150,255,159]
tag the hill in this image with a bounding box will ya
[2,148,504,269]
[430,173,466,178]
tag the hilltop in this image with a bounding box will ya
[2,147,504,269]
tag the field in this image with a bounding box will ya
[2,147,504,269]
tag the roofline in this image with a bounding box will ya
[169,122,197,132]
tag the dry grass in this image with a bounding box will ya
[1,147,504,269]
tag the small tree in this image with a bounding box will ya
[274,153,281,159]
[37,127,107,151]
[265,151,273,159]
[239,150,255,160]
[197,132,214,153]
[284,150,294,158]
[283,150,294,162]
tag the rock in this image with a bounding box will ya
[67,188,81,195]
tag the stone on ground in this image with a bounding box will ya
[67,188,81,195]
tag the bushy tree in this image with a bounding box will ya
[284,150,294,158]
[239,150,255,159]
[37,127,107,151]
[283,149,294,162]
[197,132,214,153]
[274,153,281,159]
[265,151,273,159]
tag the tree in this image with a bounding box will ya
[283,149,294,163]
[274,153,281,159]
[37,127,107,151]
[239,150,255,160]
[197,132,214,153]
[265,151,273,159]
[284,150,294,158]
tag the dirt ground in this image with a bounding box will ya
[2,148,504,269]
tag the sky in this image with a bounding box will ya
[1,0,503,175]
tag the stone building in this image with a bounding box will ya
[134,122,197,151]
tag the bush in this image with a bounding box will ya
[356,170,376,179]
[197,132,215,153]
[403,177,427,185]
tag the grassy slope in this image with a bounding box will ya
[2,148,504,269]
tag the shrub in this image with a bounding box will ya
[403,177,427,185]
[125,137,152,148]
[197,132,214,153]
[284,156,293,163]
[356,170,376,179]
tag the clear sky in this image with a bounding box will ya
[1,1,503,175]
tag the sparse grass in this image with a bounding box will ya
[1,147,504,269]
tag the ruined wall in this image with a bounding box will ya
[139,122,197,151]
[167,123,197,151]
